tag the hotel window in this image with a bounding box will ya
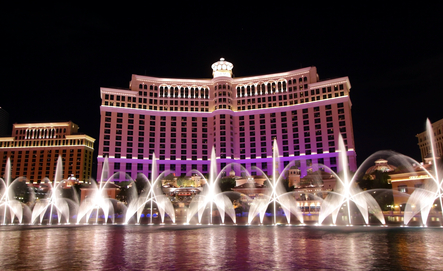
[398,185,408,193]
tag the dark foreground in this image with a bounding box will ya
[0,224,442,270]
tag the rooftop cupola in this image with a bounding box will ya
[211,58,233,78]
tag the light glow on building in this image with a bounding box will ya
[97,59,357,181]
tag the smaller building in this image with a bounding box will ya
[417,118,443,162]
[232,177,268,199]
[365,159,397,175]
[389,157,436,210]
[0,121,95,183]
[293,170,336,213]
[288,166,301,187]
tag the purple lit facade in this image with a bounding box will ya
[97,59,356,181]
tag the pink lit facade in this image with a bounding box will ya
[97,59,357,181]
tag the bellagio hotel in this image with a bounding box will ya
[98,58,357,181]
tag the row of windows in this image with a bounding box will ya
[110,157,342,177]
[235,92,345,111]
[234,82,344,98]
[236,81,288,97]
[238,115,345,127]
[237,90,345,105]
[115,162,210,172]
[158,87,210,99]
[113,157,339,171]
[103,101,210,112]
[138,84,212,99]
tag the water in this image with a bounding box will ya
[1,225,442,270]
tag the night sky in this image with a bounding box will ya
[2,3,442,177]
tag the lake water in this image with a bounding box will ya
[0,225,442,270]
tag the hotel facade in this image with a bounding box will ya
[98,59,357,181]
[0,121,95,183]
[417,118,443,162]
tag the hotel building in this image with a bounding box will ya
[417,118,443,161]
[0,121,95,183]
[98,58,357,181]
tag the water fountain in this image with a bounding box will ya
[76,157,115,224]
[186,147,236,224]
[247,139,304,225]
[30,156,77,225]
[124,153,176,225]
[0,158,33,224]
[2,119,442,227]
[318,134,386,226]
[404,119,443,226]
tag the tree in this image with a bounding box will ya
[356,170,393,211]
[219,177,236,192]
[134,175,148,194]
[176,177,195,187]
[11,179,31,203]
[117,181,137,204]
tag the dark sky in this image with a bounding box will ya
[1,3,442,174]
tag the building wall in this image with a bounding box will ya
[0,121,95,183]
[97,61,357,181]
[417,118,443,161]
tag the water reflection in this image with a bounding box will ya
[1,226,443,270]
